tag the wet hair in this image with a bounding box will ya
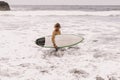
[54,23,61,28]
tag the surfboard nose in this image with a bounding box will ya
[35,37,45,47]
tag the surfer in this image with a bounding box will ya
[52,23,61,51]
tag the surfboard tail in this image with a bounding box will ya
[35,37,45,47]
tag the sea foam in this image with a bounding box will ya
[0,10,120,17]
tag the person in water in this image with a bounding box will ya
[52,23,61,51]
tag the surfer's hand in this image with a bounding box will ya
[55,47,59,51]
[54,44,58,51]
[54,44,57,48]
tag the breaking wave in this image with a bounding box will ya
[0,10,120,17]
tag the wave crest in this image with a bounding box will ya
[0,11,120,17]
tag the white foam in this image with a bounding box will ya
[0,10,120,16]
[0,11,120,80]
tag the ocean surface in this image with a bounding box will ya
[0,5,120,80]
[11,5,120,11]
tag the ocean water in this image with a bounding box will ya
[11,5,120,11]
[0,5,119,17]
[0,5,120,80]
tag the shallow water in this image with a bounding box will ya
[0,11,120,80]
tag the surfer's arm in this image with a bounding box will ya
[52,32,57,48]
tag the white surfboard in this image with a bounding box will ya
[36,34,84,48]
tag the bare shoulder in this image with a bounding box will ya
[52,30,56,35]
[52,30,57,37]
[59,30,61,34]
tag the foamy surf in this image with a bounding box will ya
[0,10,120,16]
[0,8,120,80]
